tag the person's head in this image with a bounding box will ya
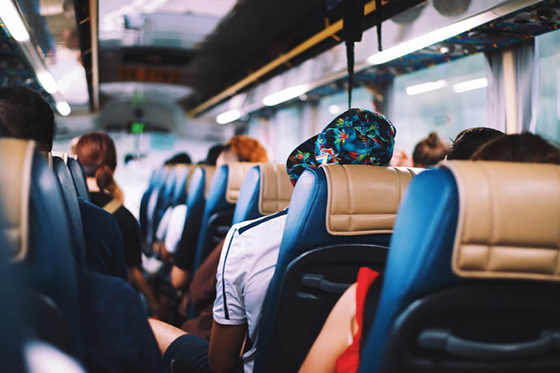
[0,86,55,152]
[471,132,560,164]
[447,127,505,160]
[286,108,396,186]
[164,152,192,165]
[389,147,413,167]
[216,136,268,168]
[75,132,124,201]
[205,144,226,166]
[412,132,448,167]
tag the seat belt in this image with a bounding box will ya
[102,198,122,215]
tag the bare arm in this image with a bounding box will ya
[128,266,159,313]
[148,319,186,355]
[171,266,190,289]
[209,321,247,373]
[299,283,358,373]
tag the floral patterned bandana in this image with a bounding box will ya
[286,108,396,186]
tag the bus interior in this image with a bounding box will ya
[1,0,560,371]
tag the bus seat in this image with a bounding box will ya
[0,139,82,359]
[171,165,192,207]
[359,161,560,373]
[144,167,171,251]
[232,163,292,225]
[254,164,418,373]
[67,157,90,202]
[175,166,215,273]
[53,156,87,267]
[140,169,161,241]
[192,162,257,272]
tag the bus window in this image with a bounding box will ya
[392,53,487,153]
[536,27,560,142]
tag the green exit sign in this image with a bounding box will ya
[131,122,147,134]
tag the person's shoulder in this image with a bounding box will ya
[114,204,139,226]
[235,209,288,236]
[78,198,119,231]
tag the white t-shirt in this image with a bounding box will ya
[213,209,288,373]
[164,205,187,254]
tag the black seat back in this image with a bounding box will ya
[67,157,90,201]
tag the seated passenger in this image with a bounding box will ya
[412,132,448,167]
[447,127,504,160]
[300,132,560,373]
[0,86,163,372]
[0,86,128,280]
[76,132,159,313]
[170,136,269,289]
[389,147,413,167]
[151,109,396,373]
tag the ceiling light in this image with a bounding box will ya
[367,11,496,66]
[0,0,30,41]
[37,71,58,94]
[406,80,448,96]
[328,104,341,115]
[263,84,310,106]
[56,101,71,116]
[452,77,488,93]
[216,109,240,125]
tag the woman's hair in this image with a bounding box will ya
[205,144,226,166]
[471,132,560,165]
[75,132,124,202]
[448,127,504,160]
[412,132,448,167]
[224,135,268,162]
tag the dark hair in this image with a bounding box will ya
[0,86,55,152]
[223,136,268,162]
[472,132,560,164]
[448,127,504,160]
[75,132,124,202]
[205,144,226,166]
[164,152,192,165]
[412,132,448,167]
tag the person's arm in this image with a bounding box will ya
[148,319,187,355]
[208,321,247,373]
[129,265,159,314]
[171,266,190,289]
[299,283,358,373]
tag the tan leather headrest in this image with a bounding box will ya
[443,161,560,282]
[204,166,216,199]
[258,163,293,215]
[225,163,258,204]
[324,165,419,236]
[0,139,34,261]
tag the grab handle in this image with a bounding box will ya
[419,328,560,359]
[301,274,351,294]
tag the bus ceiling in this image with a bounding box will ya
[1,0,560,123]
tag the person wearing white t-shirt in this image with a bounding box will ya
[149,109,397,373]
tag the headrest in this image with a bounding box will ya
[324,165,420,236]
[204,166,216,198]
[0,139,33,261]
[258,163,293,215]
[442,161,560,282]
[225,163,258,203]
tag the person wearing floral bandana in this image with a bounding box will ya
[151,109,396,373]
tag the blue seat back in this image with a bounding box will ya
[0,140,82,359]
[255,165,417,373]
[192,162,256,272]
[233,163,293,225]
[67,157,90,201]
[171,166,191,207]
[359,161,560,373]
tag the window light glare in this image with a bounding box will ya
[56,102,71,116]
[406,80,448,96]
[328,104,341,115]
[452,77,488,94]
[0,0,30,41]
[37,71,58,94]
[216,110,241,125]
[263,85,310,106]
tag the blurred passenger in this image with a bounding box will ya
[76,132,159,313]
[152,109,396,373]
[0,87,162,372]
[412,132,448,167]
[389,147,413,167]
[447,127,504,160]
[205,144,226,166]
[170,136,268,339]
[164,152,192,165]
[471,132,560,164]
